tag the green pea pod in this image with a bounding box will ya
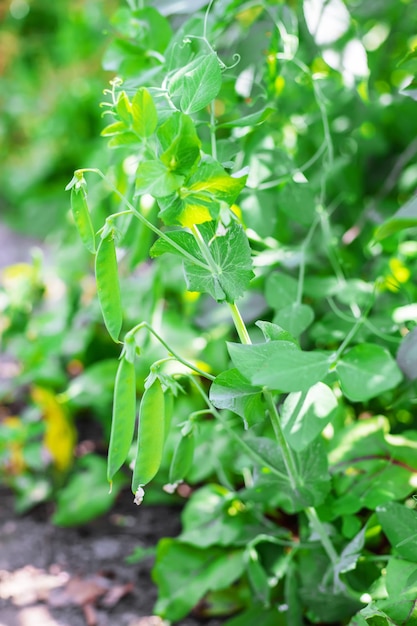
[168,428,195,485]
[71,186,96,253]
[107,355,137,482]
[95,232,123,342]
[132,377,165,491]
[163,390,174,442]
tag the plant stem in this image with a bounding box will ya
[263,389,298,491]
[78,168,210,271]
[127,321,215,381]
[228,301,340,566]
[228,302,251,344]
[305,507,339,566]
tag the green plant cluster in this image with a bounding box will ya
[2,0,417,623]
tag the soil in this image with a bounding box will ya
[0,487,224,626]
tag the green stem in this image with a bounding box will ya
[228,302,340,566]
[228,302,251,344]
[77,168,210,272]
[209,102,218,160]
[263,389,298,491]
[306,507,339,566]
[190,223,219,274]
[127,321,215,381]
[189,376,288,480]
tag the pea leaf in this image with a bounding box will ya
[336,343,403,402]
[158,158,247,226]
[52,455,126,526]
[281,382,338,451]
[158,112,201,175]
[265,272,298,310]
[274,303,314,337]
[375,194,417,240]
[135,161,185,198]
[168,53,222,114]
[228,341,331,392]
[243,437,330,513]
[185,221,254,302]
[131,87,157,137]
[209,368,264,426]
[153,539,244,621]
[377,502,417,562]
[179,484,267,548]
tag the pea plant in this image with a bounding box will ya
[66,0,417,623]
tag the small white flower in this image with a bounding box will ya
[134,486,145,506]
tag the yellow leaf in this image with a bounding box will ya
[32,386,76,472]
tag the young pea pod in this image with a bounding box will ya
[107,354,137,482]
[95,231,123,342]
[168,425,195,485]
[70,184,96,254]
[132,377,165,492]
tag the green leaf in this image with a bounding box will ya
[168,53,222,114]
[131,87,157,137]
[274,303,314,337]
[255,321,298,344]
[209,368,264,426]
[153,221,253,302]
[158,158,247,227]
[334,525,367,579]
[336,343,403,402]
[52,455,125,526]
[179,484,267,548]
[217,107,275,129]
[153,539,245,621]
[135,160,185,198]
[281,382,338,451]
[375,194,417,239]
[277,181,316,227]
[228,341,330,392]
[265,272,298,310]
[377,502,417,562]
[158,112,201,175]
[100,120,128,137]
[242,436,330,513]
[185,221,254,302]
[328,417,417,512]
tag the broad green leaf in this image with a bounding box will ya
[255,320,298,344]
[185,221,253,302]
[336,343,403,402]
[377,502,417,562]
[299,550,362,622]
[151,222,253,302]
[158,158,247,227]
[242,436,330,513]
[265,272,298,310]
[179,484,267,547]
[375,194,417,239]
[217,107,275,129]
[209,368,264,426]
[100,120,128,137]
[135,160,185,198]
[274,303,314,337]
[115,90,131,125]
[281,382,338,451]
[153,539,245,621]
[228,341,330,392]
[328,417,417,512]
[168,53,222,114]
[131,87,157,137]
[52,455,125,526]
[277,181,316,227]
[369,558,417,623]
[158,112,201,175]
